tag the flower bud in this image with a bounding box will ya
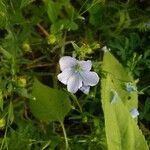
[47,34,56,44]
[17,77,27,88]
[0,118,6,129]
[22,42,32,52]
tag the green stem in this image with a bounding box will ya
[53,63,59,89]
[60,121,69,150]
[0,113,9,150]
[61,31,67,56]
[139,85,150,93]
[70,93,82,113]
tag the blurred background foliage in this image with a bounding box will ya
[0,0,150,149]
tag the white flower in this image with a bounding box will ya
[130,108,139,118]
[57,56,99,93]
[111,90,118,104]
[126,82,137,93]
[101,46,111,53]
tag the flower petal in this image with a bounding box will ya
[80,71,99,86]
[78,60,92,71]
[80,85,90,94]
[59,56,77,71]
[57,68,74,85]
[101,46,111,53]
[67,74,82,93]
[126,82,137,93]
[111,91,118,104]
[130,108,139,118]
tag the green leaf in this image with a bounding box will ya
[20,0,34,8]
[0,0,7,28]
[71,42,80,51]
[8,101,14,124]
[0,47,12,59]
[29,79,71,122]
[0,90,3,111]
[101,52,148,150]
[51,19,78,33]
[88,3,103,27]
[45,0,61,23]
[60,19,78,31]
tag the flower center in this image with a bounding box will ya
[74,64,82,72]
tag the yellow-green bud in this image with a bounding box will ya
[82,116,88,123]
[17,77,27,88]
[80,45,92,54]
[0,118,6,129]
[47,34,56,44]
[22,42,32,52]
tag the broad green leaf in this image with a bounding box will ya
[102,52,137,109]
[101,52,148,150]
[29,79,71,122]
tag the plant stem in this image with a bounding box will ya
[70,93,82,113]
[61,31,67,56]
[37,23,49,37]
[60,121,69,150]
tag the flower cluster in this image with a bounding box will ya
[57,56,99,94]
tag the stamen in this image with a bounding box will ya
[74,64,82,72]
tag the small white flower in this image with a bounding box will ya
[111,90,118,104]
[101,46,111,53]
[130,108,139,118]
[57,56,99,93]
[126,82,137,93]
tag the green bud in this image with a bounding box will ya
[22,42,32,52]
[0,118,6,129]
[47,34,56,44]
[82,116,88,123]
[80,45,92,54]
[17,77,27,88]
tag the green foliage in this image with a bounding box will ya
[0,0,7,28]
[20,0,34,8]
[0,90,3,111]
[8,101,14,125]
[0,0,150,149]
[140,98,150,121]
[30,78,71,122]
[46,0,61,23]
[101,52,148,150]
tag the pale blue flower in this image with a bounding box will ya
[101,46,111,53]
[126,82,137,93]
[130,108,139,118]
[80,85,90,94]
[57,56,99,93]
[111,90,118,104]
